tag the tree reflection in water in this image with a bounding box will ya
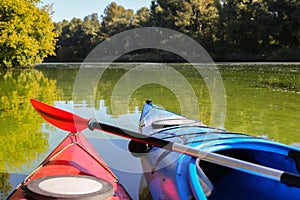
[0,69,62,197]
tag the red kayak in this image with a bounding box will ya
[8,100,131,200]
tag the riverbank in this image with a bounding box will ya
[35,61,300,68]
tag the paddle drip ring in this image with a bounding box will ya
[25,175,114,200]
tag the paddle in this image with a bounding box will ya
[30,99,300,188]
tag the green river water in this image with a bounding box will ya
[0,63,299,199]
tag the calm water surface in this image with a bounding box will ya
[0,63,299,199]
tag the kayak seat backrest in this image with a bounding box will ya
[196,158,214,197]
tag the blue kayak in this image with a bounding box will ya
[136,100,300,200]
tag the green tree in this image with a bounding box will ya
[82,13,101,45]
[53,18,84,61]
[135,7,150,27]
[49,14,102,62]
[215,0,273,59]
[0,0,57,68]
[266,0,300,59]
[215,0,299,60]
[149,0,219,49]
[101,2,136,37]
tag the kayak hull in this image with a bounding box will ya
[8,132,130,200]
[139,101,300,200]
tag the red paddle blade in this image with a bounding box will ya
[30,99,89,132]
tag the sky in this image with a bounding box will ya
[40,0,151,22]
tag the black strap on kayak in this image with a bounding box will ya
[288,150,300,174]
[281,172,300,188]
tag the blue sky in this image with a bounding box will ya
[41,0,151,22]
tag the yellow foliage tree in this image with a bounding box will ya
[0,0,57,68]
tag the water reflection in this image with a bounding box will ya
[0,64,299,199]
[219,65,300,143]
[0,173,11,199]
[0,69,62,173]
[0,69,62,198]
[0,172,26,199]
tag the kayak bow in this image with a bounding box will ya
[8,100,131,200]
[138,101,300,200]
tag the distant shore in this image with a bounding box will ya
[36,61,300,67]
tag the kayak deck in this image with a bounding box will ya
[8,132,130,199]
[139,101,300,200]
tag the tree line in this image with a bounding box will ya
[48,0,300,62]
[1,0,299,67]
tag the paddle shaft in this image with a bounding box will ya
[89,120,300,188]
[30,99,300,188]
